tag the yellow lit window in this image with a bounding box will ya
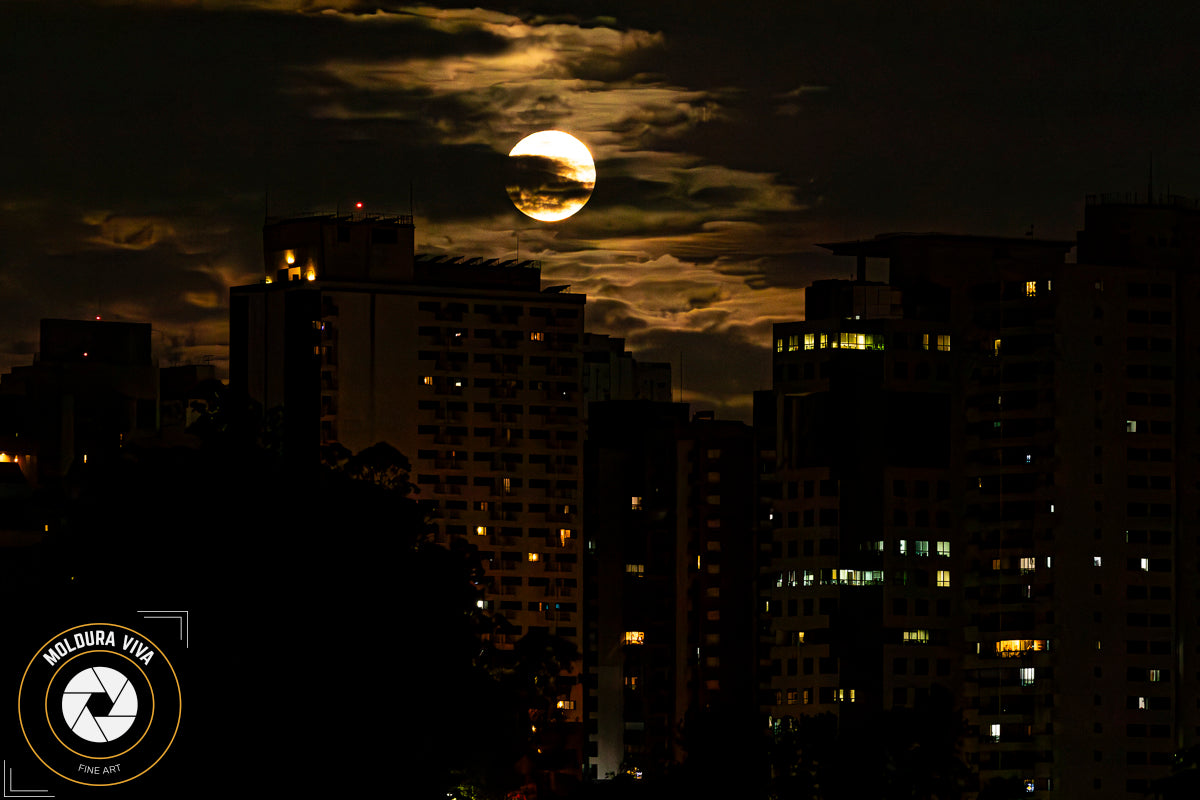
[559,528,572,546]
[1025,281,1037,297]
[903,629,930,644]
[503,477,512,495]
[530,331,544,341]
[475,526,487,536]
[306,267,316,281]
[788,334,799,352]
[820,333,828,348]
[936,335,951,352]
[994,639,1047,657]
[1020,557,1036,574]
[631,496,643,510]
[936,570,950,587]
[625,563,645,575]
[804,333,815,350]
[795,631,805,644]
[556,699,575,710]
[422,376,433,386]
[836,688,855,703]
[922,334,930,350]
[993,338,1002,356]
[775,338,783,353]
[624,631,645,645]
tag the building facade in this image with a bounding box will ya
[760,201,1199,798]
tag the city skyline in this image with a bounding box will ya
[5,1,1200,421]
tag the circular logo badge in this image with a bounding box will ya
[18,624,181,787]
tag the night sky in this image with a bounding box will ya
[4,1,1200,420]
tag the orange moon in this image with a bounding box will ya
[506,131,596,222]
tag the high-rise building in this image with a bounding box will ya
[584,402,757,780]
[231,213,589,760]
[0,318,158,484]
[761,196,1200,798]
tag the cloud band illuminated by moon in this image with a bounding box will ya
[506,130,596,222]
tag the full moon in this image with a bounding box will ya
[506,131,596,222]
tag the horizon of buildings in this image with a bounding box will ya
[1,193,1198,796]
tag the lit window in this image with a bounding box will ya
[1138,696,1147,710]
[794,631,805,644]
[995,639,1048,657]
[786,689,798,705]
[1045,556,1052,568]
[502,477,512,495]
[775,338,783,353]
[915,541,929,557]
[285,250,296,265]
[624,631,645,645]
[922,334,930,351]
[625,563,644,575]
[1093,556,1102,567]
[1020,667,1035,686]
[530,331,544,341]
[1025,453,1032,463]
[903,629,930,644]
[993,338,1002,357]
[804,333,815,350]
[991,723,1001,742]
[1149,669,1162,682]
[1025,281,1037,297]
[528,552,540,562]
[803,570,814,587]
[305,267,316,281]
[559,529,572,547]
[1139,558,1149,571]
[1126,420,1137,433]
[422,376,433,386]
[936,570,950,587]
[820,333,828,348]
[836,688,855,703]
[788,334,799,352]
[936,335,951,352]
[803,689,811,704]
[556,699,575,710]
[991,558,1001,571]
[787,570,798,587]
[937,541,950,557]
[1020,557,1036,574]
[475,526,488,536]
[899,540,908,555]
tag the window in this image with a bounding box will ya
[1127,420,1138,433]
[530,331,544,341]
[1149,669,1162,682]
[1020,557,1036,574]
[1093,556,1102,567]
[995,639,1048,657]
[625,563,645,576]
[1140,558,1150,572]
[775,338,783,353]
[937,334,951,352]
[899,539,908,555]
[804,333,815,350]
[559,529,572,547]
[631,496,642,510]
[788,334,799,352]
[937,541,950,557]
[623,631,645,645]
[922,334,930,350]
[1025,281,1037,297]
[903,629,930,644]
[527,552,540,562]
[937,570,950,587]
[1020,667,1035,686]
[556,699,575,710]
[422,375,433,386]
[836,688,855,703]
[993,338,1002,357]
[915,541,929,557]
[475,526,488,536]
[991,723,1001,742]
